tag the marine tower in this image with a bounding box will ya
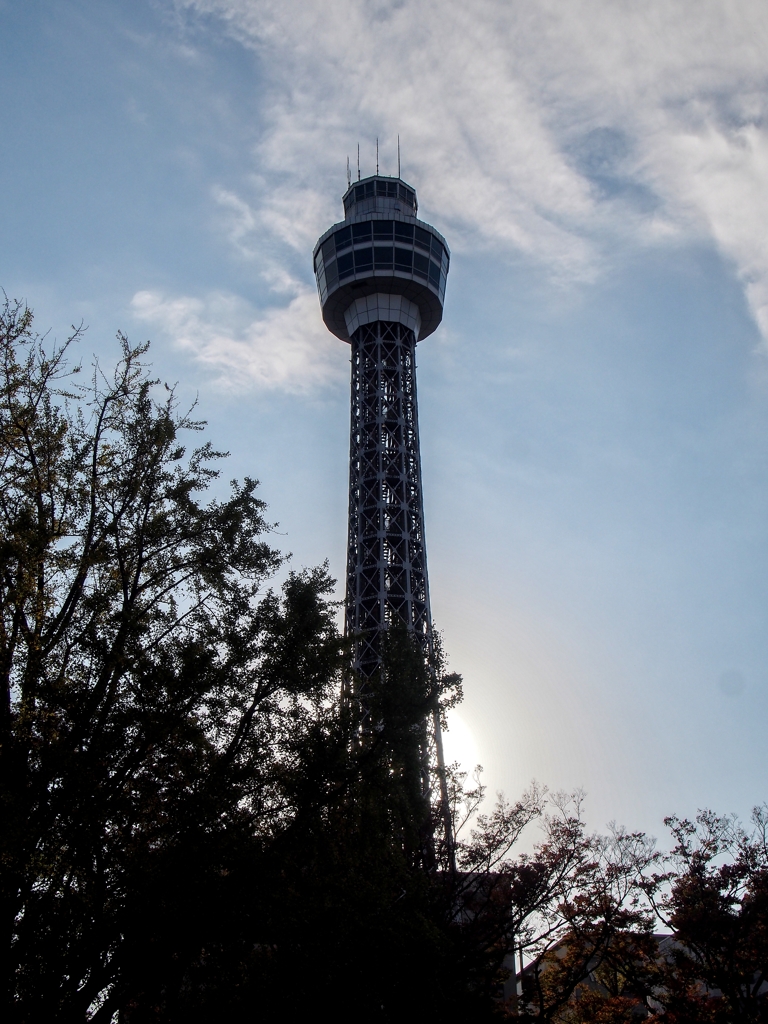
[313,174,449,686]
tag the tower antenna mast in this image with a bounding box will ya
[357,143,360,181]
[397,134,401,178]
[376,136,379,175]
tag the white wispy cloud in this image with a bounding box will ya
[131,287,346,392]
[643,122,768,337]
[174,0,768,340]
[212,186,258,258]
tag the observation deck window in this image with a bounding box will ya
[337,252,354,279]
[357,181,375,201]
[414,227,431,252]
[413,252,429,278]
[352,222,372,242]
[334,226,352,252]
[324,220,443,264]
[354,247,373,272]
[344,181,416,213]
[315,219,448,297]
[394,247,413,271]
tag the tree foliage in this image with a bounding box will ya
[0,300,347,1020]
[643,807,768,1023]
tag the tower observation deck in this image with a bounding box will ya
[313,174,449,680]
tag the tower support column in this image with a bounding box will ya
[346,320,431,678]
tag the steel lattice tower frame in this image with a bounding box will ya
[346,319,430,677]
[313,174,451,848]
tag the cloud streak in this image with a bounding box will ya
[175,0,768,341]
[131,287,346,392]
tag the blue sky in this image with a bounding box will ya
[2,0,768,837]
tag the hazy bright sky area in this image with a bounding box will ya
[2,0,768,837]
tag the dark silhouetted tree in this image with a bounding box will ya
[643,807,768,1024]
[0,299,346,1021]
